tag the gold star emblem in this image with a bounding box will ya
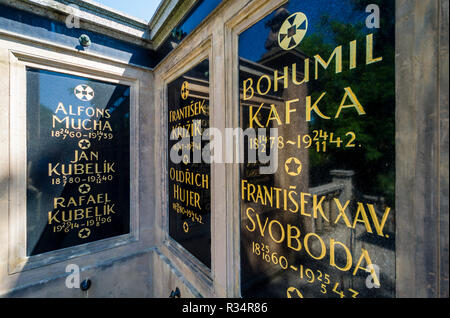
[78,183,91,194]
[78,139,91,150]
[78,228,91,239]
[285,157,302,176]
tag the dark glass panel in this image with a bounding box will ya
[26,68,130,255]
[239,0,395,298]
[167,60,211,268]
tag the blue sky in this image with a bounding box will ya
[93,0,162,22]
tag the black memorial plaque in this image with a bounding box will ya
[26,68,130,256]
[239,0,395,298]
[167,60,211,268]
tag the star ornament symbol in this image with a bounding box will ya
[74,84,95,102]
[78,228,91,239]
[285,157,302,176]
[78,183,91,194]
[181,81,189,100]
[78,139,91,150]
[278,12,308,50]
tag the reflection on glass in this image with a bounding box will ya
[239,0,395,298]
[26,68,130,255]
[167,60,211,268]
[157,0,222,57]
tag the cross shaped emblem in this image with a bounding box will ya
[74,84,95,101]
[278,12,308,50]
[181,81,189,100]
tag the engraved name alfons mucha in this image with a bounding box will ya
[167,60,211,268]
[26,68,131,255]
[239,0,395,297]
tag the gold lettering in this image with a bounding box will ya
[334,198,352,227]
[256,74,271,95]
[314,45,342,79]
[350,40,357,69]
[285,98,299,124]
[353,248,380,286]
[304,232,326,260]
[335,87,366,118]
[353,202,373,233]
[367,204,391,237]
[265,104,282,126]
[366,33,382,65]
[292,59,309,85]
[268,220,285,243]
[245,207,256,232]
[249,103,264,128]
[330,238,353,271]
[306,92,330,122]
[313,194,329,221]
[287,224,302,251]
[274,66,288,92]
[243,78,254,100]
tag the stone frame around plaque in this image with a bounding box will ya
[8,50,140,274]
[156,38,215,295]
[152,1,291,298]
[223,0,291,297]
[223,0,447,298]
[236,0,397,298]
[167,59,211,269]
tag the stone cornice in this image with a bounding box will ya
[0,0,154,49]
